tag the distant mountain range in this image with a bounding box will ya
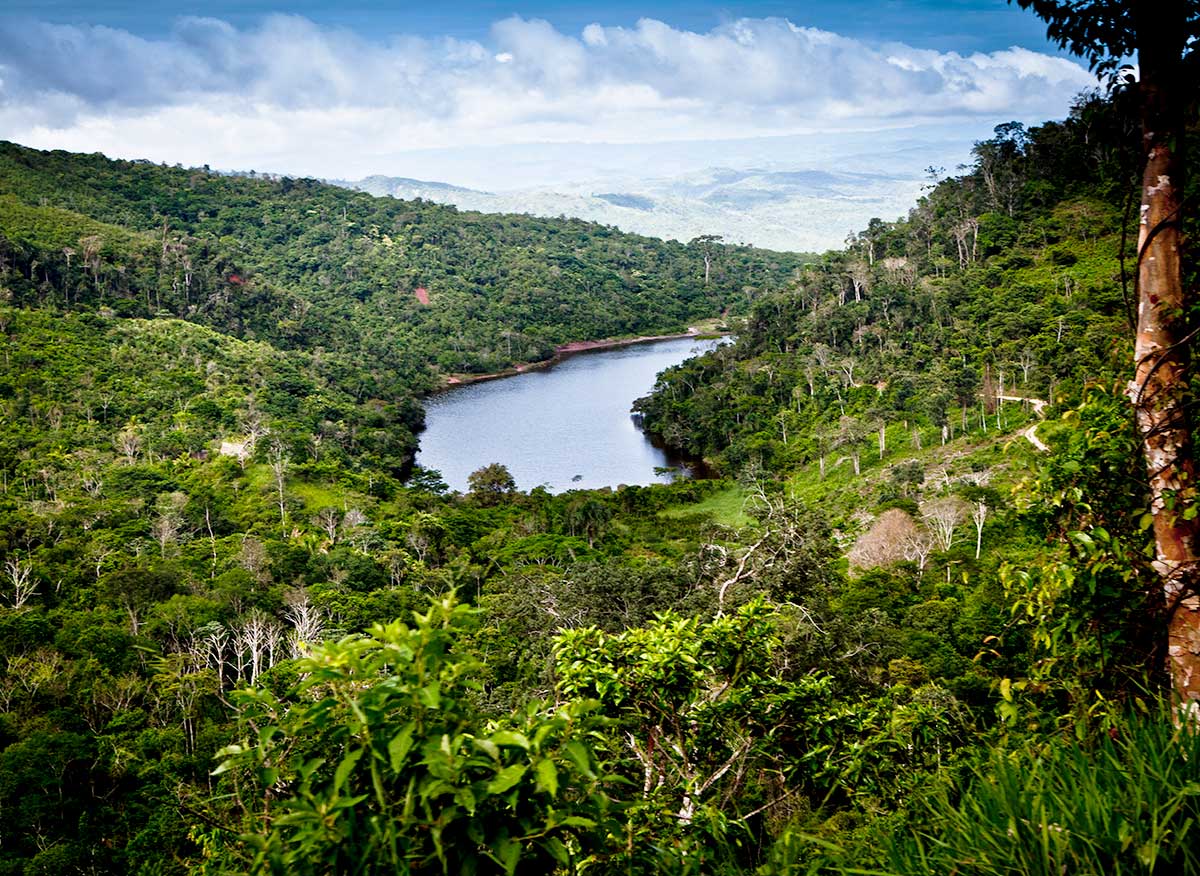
[337,166,926,253]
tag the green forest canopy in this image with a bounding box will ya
[1,79,1198,875]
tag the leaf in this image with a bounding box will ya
[334,748,363,791]
[486,763,527,795]
[563,741,595,779]
[472,737,500,760]
[559,816,597,828]
[418,682,441,709]
[455,785,477,814]
[389,723,415,772]
[490,730,530,749]
[535,758,558,797]
[542,837,571,866]
[496,837,521,876]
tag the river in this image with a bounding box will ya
[416,336,721,493]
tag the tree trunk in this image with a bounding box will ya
[1125,1,1200,715]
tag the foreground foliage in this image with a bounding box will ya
[207,597,618,876]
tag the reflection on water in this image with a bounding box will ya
[416,336,720,493]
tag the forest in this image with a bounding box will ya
[1,5,1199,873]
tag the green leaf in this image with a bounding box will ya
[535,758,558,797]
[472,737,500,760]
[490,730,530,749]
[559,816,597,828]
[389,723,415,772]
[455,785,477,814]
[418,682,441,709]
[495,837,521,876]
[563,741,595,779]
[334,749,363,791]
[486,763,527,795]
[542,837,571,866]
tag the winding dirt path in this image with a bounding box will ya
[996,394,1049,451]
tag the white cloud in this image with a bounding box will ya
[0,14,1097,180]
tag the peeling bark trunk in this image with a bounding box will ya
[1124,3,1200,715]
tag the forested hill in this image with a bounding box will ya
[0,139,805,379]
[5,84,1200,875]
[635,93,1154,475]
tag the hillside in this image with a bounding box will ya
[2,86,1200,876]
[635,97,1142,475]
[0,141,804,376]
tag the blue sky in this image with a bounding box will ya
[0,1,1093,197]
[5,0,1062,53]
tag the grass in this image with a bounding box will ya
[291,481,358,511]
[657,401,1041,537]
[660,485,755,529]
[875,714,1200,876]
[242,464,366,512]
[783,405,1038,526]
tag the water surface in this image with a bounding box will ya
[417,336,720,493]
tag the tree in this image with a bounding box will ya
[555,600,834,831]
[848,509,922,571]
[920,497,969,553]
[467,462,517,505]
[690,234,723,285]
[972,500,989,560]
[2,556,37,609]
[1012,0,1200,710]
[210,597,618,875]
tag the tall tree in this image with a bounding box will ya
[1013,0,1200,710]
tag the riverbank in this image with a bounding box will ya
[439,325,727,389]
[419,333,725,492]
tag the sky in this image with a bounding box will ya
[0,1,1096,191]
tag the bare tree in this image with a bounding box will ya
[269,441,289,532]
[234,611,285,684]
[848,509,921,571]
[284,590,327,658]
[881,255,918,288]
[950,217,980,269]
[920,497,970,552]
[972,501,989,559]
[341,508,373,550]
[151,492,188,557]
[314,507,341,543]
[79,234,103,291]
[835,416,867,476]
[1018,348,1036,384]
[193,621,231,688]
[847,259,871,303]
[690,235,723,285]
[3,556,37,609]
[238,536,271,587]
[901,529,936,574]
[115,426,142,465]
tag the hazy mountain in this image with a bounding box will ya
[341,165,926,253]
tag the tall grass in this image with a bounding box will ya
[875,715,1200,875]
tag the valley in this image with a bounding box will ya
[0,9,1197,870]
